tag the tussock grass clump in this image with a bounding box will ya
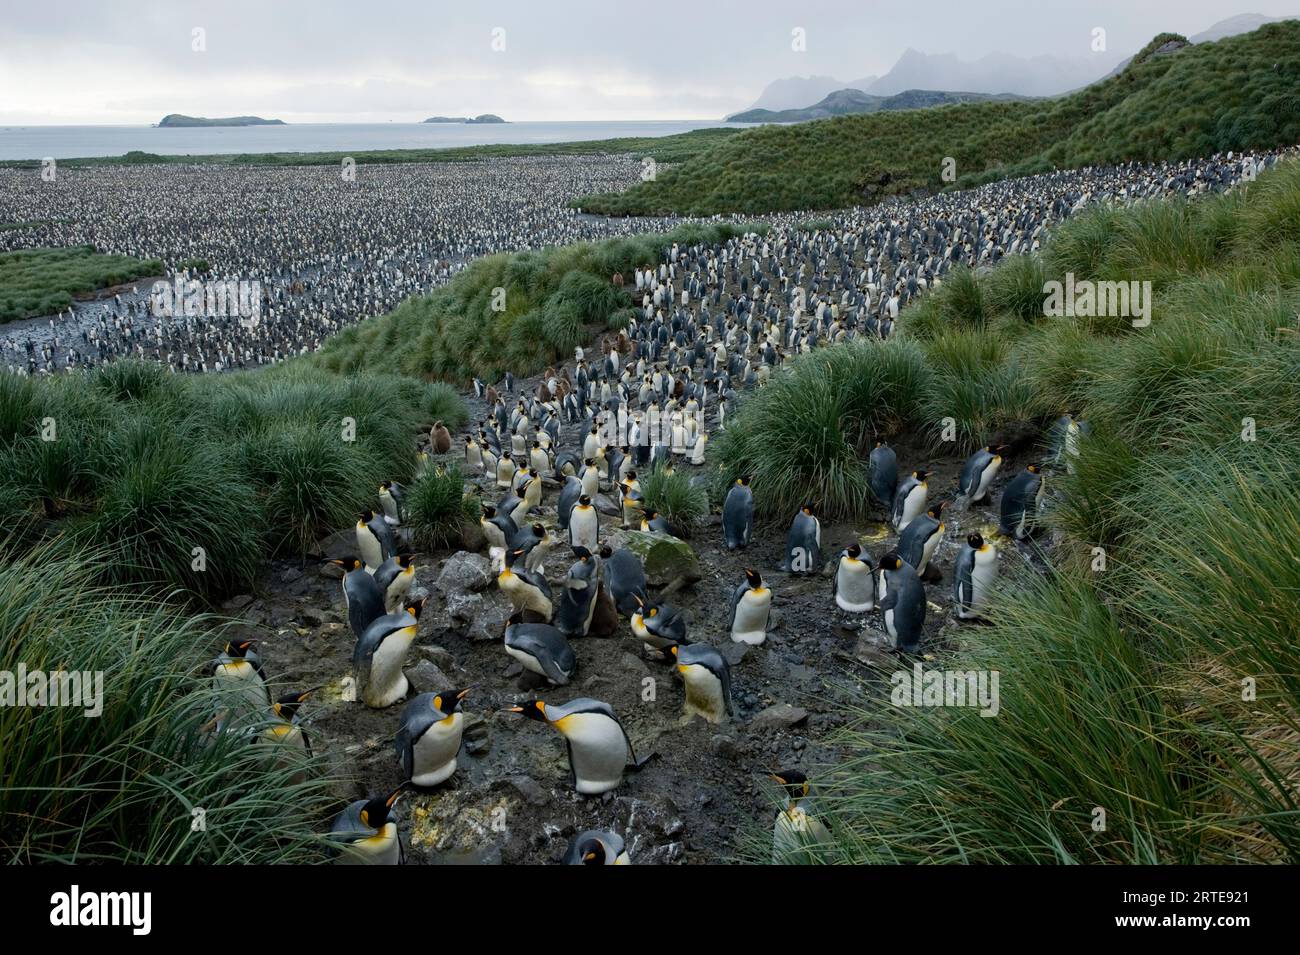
[408,463,476,550]
[0,544,336,863]
[0,246,163,323]
[638,464,709,536]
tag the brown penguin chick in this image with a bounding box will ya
[587,581,621,637]
[537,381,552,402]
[612,272,624,287]
[430,421,452,454]
[485,385,499,406]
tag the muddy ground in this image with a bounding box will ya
[232,374,1042,864]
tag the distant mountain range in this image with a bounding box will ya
[422,114,506,124]
[740,13,1293,115]
[729,88,1026,124]
[158,115,285,127]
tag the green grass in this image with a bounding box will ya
[408,463,477,550]
[0,128,741,170]
[638,463,709,536]
[0,361,468,600]
[579,22,1300,215]
[0,543,337,863]
[314,222,766,383]
[0,245,163,323]
[778,157,1300,864]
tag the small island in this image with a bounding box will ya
[422,114,506,124]
[158,114,286,127]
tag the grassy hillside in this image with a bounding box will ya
[313,222,765,383]
[725,159,1300,862]
[0,245,163,322]
[580,22,1300,215]
[0,128,740,170]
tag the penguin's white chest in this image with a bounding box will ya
[411,714,463,786]
[679,665,726,723]
[570,507,598,550]
[554,713,628,795]
[969,549,998,607]
[835,560,874,612]
[732,589,772,645]
[482,521,505,549]
[918,526,943,572]
[364,626,416,708]
[214,660,268,712]
[339,823,401,866]
[356,525,383,570]
[505,641,548,677]
[973,458,1000,500]
[897,484,926,531]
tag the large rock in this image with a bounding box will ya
[405,659,454,694]
[436,551,493,594]
[750,703,809,732]
[622,530,702,588]
[467,592,511,642]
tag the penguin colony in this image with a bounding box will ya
[180,145,1277,863]
[2,148,1291,375]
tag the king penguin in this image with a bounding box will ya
[891,470,929,532]
[505,698,647,795]
[722,476,754,550]
[671,642,732,724]
[630,596,688,657]
[353,598,424,708]
[259,687,321,754]
[328,556,385,638]
[601,544,647,616]
[503,612,577,685]
[897,502,945,580]
[779,501,822,574]
[953,533,998,620]
[356,509,394,571]
[833,543,874,612]
[869,441,898,511]
[556,473,583,531]
[498,547,553,621]
[957,445,1003,504]
[211,639,269,722]
[730,569,772,645]
[378,480,406,527]
[771,770,833,864]
[998,464,1044,540]
[329,784,407,865]
[373,553,416,613]
[563,830,631,865]
[395,687,470,787]
[569,494,599,552]
[877,553,926,653]
[554,546,600,638]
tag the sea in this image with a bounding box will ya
[0,120,749,161]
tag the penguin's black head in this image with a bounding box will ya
[432,687,471,717]
[514,485,527,500]
[575,837,611,865]
[801,500,816,515]
[736,475,751,486]
[358,509,375,523]
[403,598,426,620]
[584,457,595,466]
[532,440,540,448]
[482,504,497,518]
[273,686,320,721]
[744,568,762,588]
[225,639,257,658]
[967,533,985,549]
[396,553,416,570]
[914,470,930,481]
[771,769,811,799]
[572,545,592,561]
[1027,463,1041,474]
[928,502,945,520]
[578,494,591,506]
[505,699,548,723]
[846,543,862,559]
[642,509,658,520]
[380,480,393,492]
[359,783,409,830]
[599,544,613,560]
[328,555,364,572]
[880,552,903,571]
[531,522,545,537]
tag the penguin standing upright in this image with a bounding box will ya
[999,464,1044,540]
[356,509,394,571]
[554,546,600,638]
[957,446,1003,504]
[833,543,874,612]
[329,556,385,638]
[568,494,599,552]
[465,435,483,472]
[601,544,647,616]
[353,598,424,708]
[373,553,416,613]
[480,504,517,567]
[671,642,732,724]
[897,502,945,580]
[378,481,407,527]
[498,547,553,621]
[953,533,998,620]
[877,553,926,653]
[505,698,646,795]
[395,687,470,787]
[722,476,753,550]
[503,613,576,685]
[496,451,515,488]
[730,569,772,645]
[556,474,582,531]
[563,830,631,865]
[329,784,407,865]
[211,639,268,722]
[869,441,898,511]
[771,770,832,863]
[891,470,929,532]
[779,502,821,573]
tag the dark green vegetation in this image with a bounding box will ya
[314,222,765,383]
[581,22,1300,215]
[726,87,1025,124]
[158,114,286,126]
[0,128,739,169]
[0,544,337,863]
[735,159,1300,863]
[0,362,467,599]
[408,462,478,550]
[0,245,163,322]
[638,463,709,536]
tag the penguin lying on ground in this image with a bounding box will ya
[503,612,576,685]
[563,830,631,865]
[329,783,408,865]
[505,698,650,795]
[395,687,470,787]
[631,596,688,657]
[353,598,424,708]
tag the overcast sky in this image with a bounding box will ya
[1,1,1295,124]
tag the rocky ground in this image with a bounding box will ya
[229,373,1046,864]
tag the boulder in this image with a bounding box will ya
[622,530,702,588]
[750,703,809,732]
[436,551,493,594]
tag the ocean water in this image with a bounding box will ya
[0,120,749,161]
